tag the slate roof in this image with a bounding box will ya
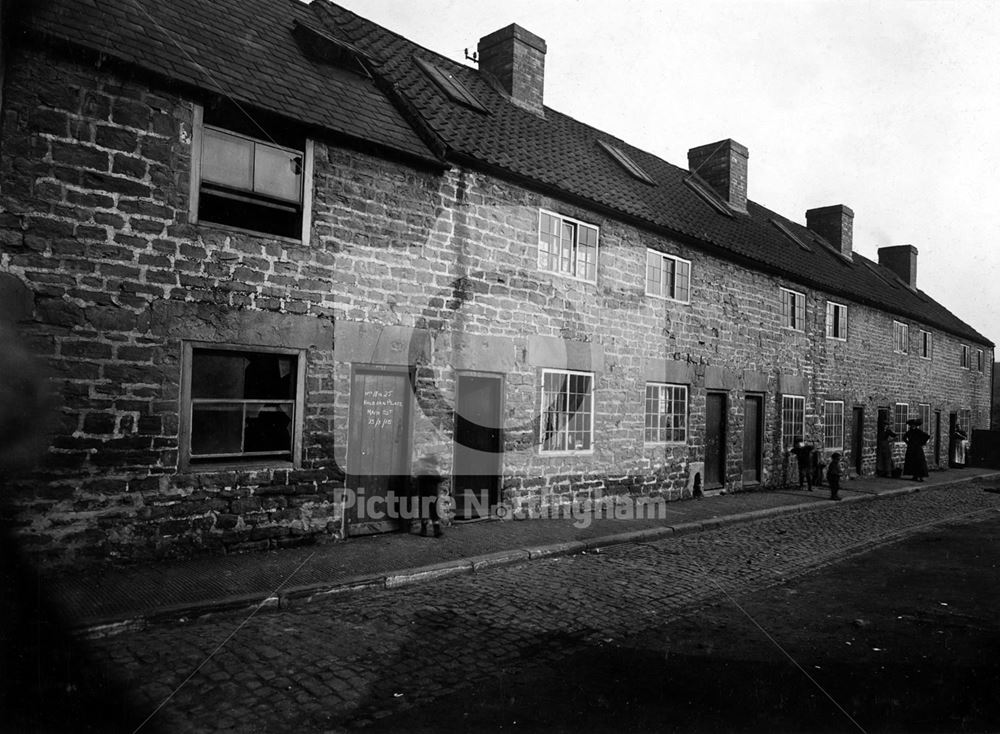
[20,0,989,346]
[21,0,439,165]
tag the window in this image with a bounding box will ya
[918,404,931,435]
[893,403,909,437]
[823,401,844,450]
[645,250,691,303]
[957,409,971,436]
[644,383,688,444]
[538,210,599,282]
[781,288,806,331]
[541,369,594,453]
[190,105,313,241]
[919,330,932,360]
[181,345,304,467]
[893,321,909,354]
[597,139,656,185]
[414,57,488,114]
[825,302,848,340]
[961,345,970,369]
[781,395,805,449]
[977,348,984,372]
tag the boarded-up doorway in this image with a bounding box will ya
[453,373,503,519]
[705,392,727,489]
[742,395,762,485]
[346,367,412,536]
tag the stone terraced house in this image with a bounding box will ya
[0,0,993,565]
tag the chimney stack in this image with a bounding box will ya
[878,245,918,288]
[687,139,749,213]
[478,24,546,115]
[806,205,854,260]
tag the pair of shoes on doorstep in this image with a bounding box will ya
[434,524,443,538]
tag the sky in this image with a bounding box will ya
[334,0,1000,350]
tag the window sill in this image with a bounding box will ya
[180,459,299,473]
[644,441,687,448]
[196,219,304,245]
[537,266,597,286]
[645,292,691,305]
[539,449,595,457]
[825,335,847,342]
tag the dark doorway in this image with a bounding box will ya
[453,374,504,519]
[852,406,865,476]
[705,392,727,489]
[742,395,763,485]
[934,410,942,466]
[346,367,412,535]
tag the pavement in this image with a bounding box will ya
[34,466,1000,635]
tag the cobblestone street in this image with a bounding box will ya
[87,480,1000,732]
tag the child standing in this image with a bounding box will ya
[827,452,842,501]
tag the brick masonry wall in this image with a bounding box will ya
[0,46,993,565]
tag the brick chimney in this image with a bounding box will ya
[687,139,749,213]
[477,24,546,115]
[878,245,918,288]
[806,205,854,260]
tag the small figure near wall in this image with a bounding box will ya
[903,418,930,482]
[876,424,897,477]
[413,455,445,538]
[789,437,815,491]
[827,452,843,500]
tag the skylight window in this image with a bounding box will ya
[683,175,733,218]
[770,218,812,252]
[414,57,488,114]
[596,140,655,185]
[862,260,899,289]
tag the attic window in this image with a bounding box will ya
[292,20,372,75]
[414,57,488,114]
[862,260,899,290]
[810,234,853,264]
[683,175,733,218]
[770,218,812,252]
[596,140,655,185]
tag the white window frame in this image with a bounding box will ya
[643,383,688,445]
[823,400,844,451]
[645,249,691,304]
[179,341,306,470]
[540,368,595,455]
[780,288,806,332]
[918,404,931,436]
[893,321,909,355]
[893,403,909,438]
[825,301,848,340]
[189,104,314,244]
[781,395,805,449]
[957,408,971,435]
[961,345,970,369]
[919,330,932,360]
[537,209,599,283]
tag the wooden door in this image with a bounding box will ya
[346,368,411,535]
[852,407,864,475]
[453,374,503,519]
[705,392,727,489]
[741,395,762,484]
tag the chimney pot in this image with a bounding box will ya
[687,139,749,213]
[878,244,918,289]
[806,205,854,260]
[477,24,546,115]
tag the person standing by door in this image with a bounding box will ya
[903,418,930,482]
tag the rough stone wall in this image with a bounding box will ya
[0,45,993,565]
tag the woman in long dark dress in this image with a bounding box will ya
[903,418,930,481]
